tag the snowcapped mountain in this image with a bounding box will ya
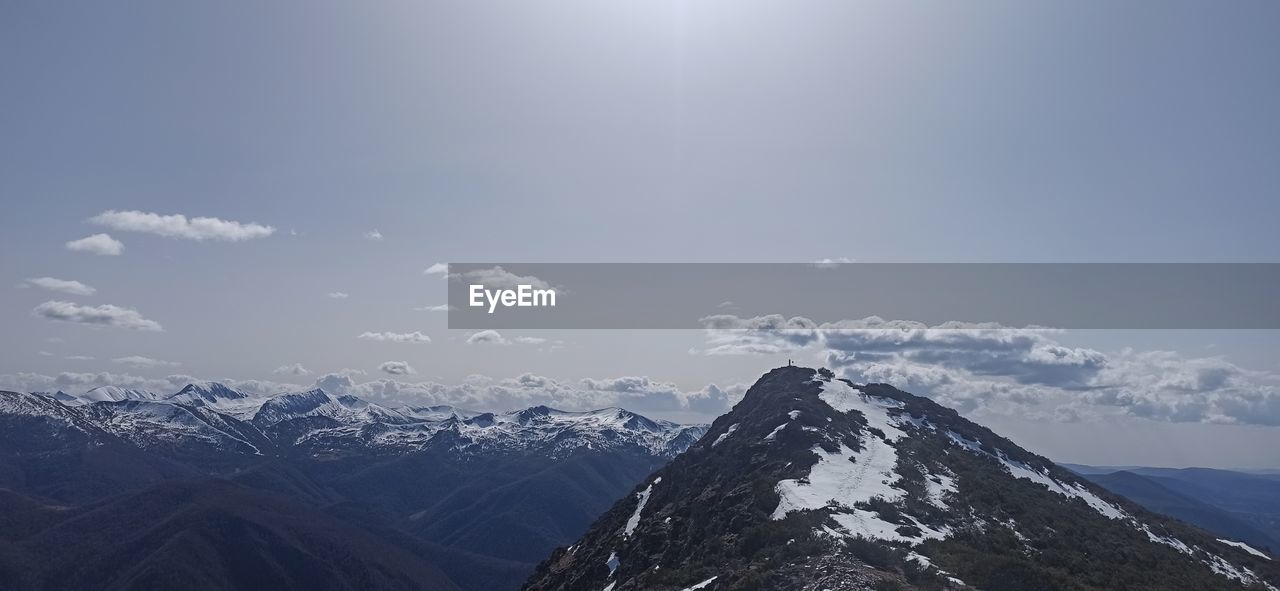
[72,385,164,404]
[3,382,705,460]
[0,381,709,591]
[526,366,1279,591]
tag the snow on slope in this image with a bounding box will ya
[1219,538,1272,560]
[72,386,163,405]
[624,477,661,537]
[771,377,949,543]
[768,375,1277,590]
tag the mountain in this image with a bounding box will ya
[0,479,462,591]
[525,366,1279,591]
[0,383,706,590]
[74,386,164,404]
[1069,465,1280,559]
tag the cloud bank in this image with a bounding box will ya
[698,314,1280,426]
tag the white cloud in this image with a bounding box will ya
[449,266,554,291]
[65,233,124,256]
[810,257,856,268]
[466,330,508,345]
[379,361,416,375]
[424,262,448,275]
[89,210,275,241]
[328,292,350,299]
[465,330,556,347]
[66,355,95,361]
[698,313,1280,427]
[24,277,96,296]
[413,304,452,312]
[32,300,162,331]
[0,372,303,398]
[305,372,742,420]
[273,363,311,376]
[358,331,431,344]
[363,229,384,241]
[112,355,180,369]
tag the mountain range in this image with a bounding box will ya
[0,382,705,591]
[1065,464,1280,561]
[4,368,1278,590]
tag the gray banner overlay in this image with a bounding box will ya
[446,263,1280,329]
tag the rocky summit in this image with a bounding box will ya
[525,366,1279,591]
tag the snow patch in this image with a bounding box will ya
[681,575,718,590]
[772,378,947,544]
[606,551,619,576]
[624,477,660,537]
[945,431,1126,520]
[1218,538,1271,560]
[712,423,738,447]
[924,472,957,510]
[763,422,788,441]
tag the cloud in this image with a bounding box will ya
[0,372,304,398]
[328,292,350,299]
[65,233,124,256]
[358,331,431,344]
[424,263,448,275]
[363,229,383,241]
[413,304,452,312]
[0,369,738,422]
[313,372,356,394]
[466,330,508,345]
[698,314,821,355]
[23,277,96,296]
[449,266,554,291]
[379,361,416,375]
[698,313,1280,427]
[65,355,95,360]
[465,330,557,347]
[810,257,856,268]
[273,363,311,376]
[89,210,275,241]
[32,300,162,331]
[307,372,744,420]
[112,355,180,369]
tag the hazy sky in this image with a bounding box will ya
[3,1,1279,468]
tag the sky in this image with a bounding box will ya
[3,1,1279,468]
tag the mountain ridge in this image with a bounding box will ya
[525,365,1278,591]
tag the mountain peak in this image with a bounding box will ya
[170,382,248,404]
[526,367,1280,591]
